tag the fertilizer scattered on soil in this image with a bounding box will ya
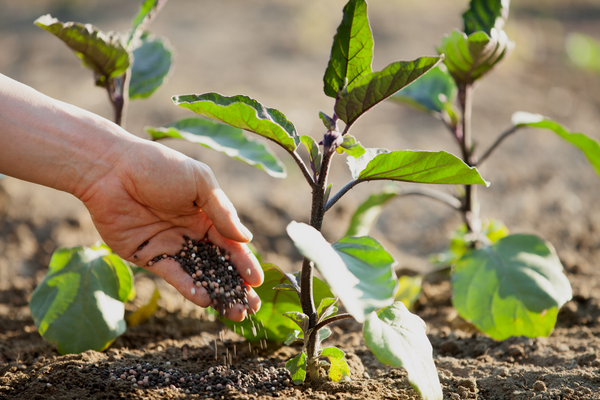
[106,363,293,397]
[147,236,250,315]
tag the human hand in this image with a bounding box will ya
[78,139,263,321]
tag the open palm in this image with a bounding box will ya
[79,140,262,321]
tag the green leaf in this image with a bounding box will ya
[335,56,443,127]
[287,222,397,323]
[462,0,510,36]
[129,34,173,100]
[283,312,310,334]
[364,302,442,400]
[323,0,373,98]
[319,112,337,131]
[286,352,307,385]
[346,184,399,237]
[128,0,168,45]
[395,275,423,311]
[438,29,514,85]
[352,150,488,186]
[337,135,366,158]
[317,297,338,322]
[35,15,130,86]
[301,135,322,177]
[29,244,134,354]
[566,33,600,73]
[321,347,350,382]
[221,264,333,342]
[274,283,299,292]
[173,93,300,152]
[512,112,600,177]
[452,234,573,340]
[317,327,332,346]
[390,64,458,116]
[146,117,286,178]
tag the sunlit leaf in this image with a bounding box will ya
[286,352,307,385]
[173,93,300,152]
[337,135,366,158]
[364,302,442,400]
[462,0,510,36]
[321,347,350,382]
[512,112,600,177]
[335,56,443,128]
[35,15,130,86]
[126,286,160,328]
[146,117,286,178]
[351,150,488,186]
[395,275,423,311]
[323,0,373,98]
[317,297,338,323]
[346,184,399,236]
[438,29,513,85]
[390,64,458,117]
[29,244,134,354]
[220,264,333,342]
[287,222,397,323]
[452,234,573,340]
[283,311,310,334]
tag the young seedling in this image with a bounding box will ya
[352,0,600,340]
[145,1,489,398]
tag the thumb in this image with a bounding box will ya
[193,162,252,242]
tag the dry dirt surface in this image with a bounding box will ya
[1,0,600,399]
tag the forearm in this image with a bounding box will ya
[0,73,141,198]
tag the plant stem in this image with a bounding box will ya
[301,148,335,380]
[458,83,479,234]
[289,150,316,188]
[476,126,520,167]
[314,313,353,332]
[105,73,129,127]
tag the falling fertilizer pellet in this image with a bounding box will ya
[147,236,250,315]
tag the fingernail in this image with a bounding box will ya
[239,223,253,241]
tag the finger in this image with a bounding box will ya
[206,225,264,287]
[144,258,212,308]
[222,285,261,322]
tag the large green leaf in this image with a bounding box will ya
[323,0,373,98]
[129,34,173,99]
[335,56,443,127]
[128,0,168,45]
[438,29,513,85]
[452,234,573,340]
[29,244,134,354]
[389,64,458,116]
[287,222,397,323]
[462,0,510,36]
[351,150,488,186]
[146,117,286,178]
[512,112,600,177]
[173,93,300,153]
[221,264,333,342]
[346,184,399,237]
[364,302,442,400]
[35,15,130,86]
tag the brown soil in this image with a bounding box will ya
[1,0,600,399]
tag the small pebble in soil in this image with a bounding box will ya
[147,236,250,315]
[106,363,292,396]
